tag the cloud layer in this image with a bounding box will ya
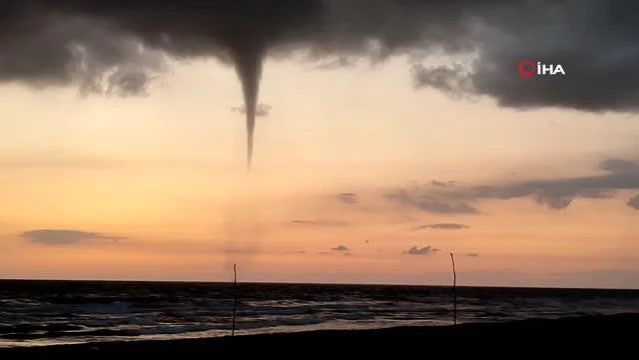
[386,158,639,213]
[1,1,638,112]
[20,229,126,245]
[414,223,470,230]
[289,219,350,227]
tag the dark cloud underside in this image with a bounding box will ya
[0,0,637,113]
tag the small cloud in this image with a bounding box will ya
[466,253,480,257]
[403,245,439,255]
[21,229,126,245]
[343,252,353,256]
[627,195,639,210]
[231,103,271,117]
[336,192,358,204]
[289,219,350,227]
[413,223,470,230]
[331,245,349,252]
[290,220,315,225]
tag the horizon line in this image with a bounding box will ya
[1,277,638,291]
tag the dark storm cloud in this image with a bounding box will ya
[414,223,470,230]
[412,0,639,112]
[627,195,639,210]
[0,9,167,96]
[388,158,639,212]
[20,229,126,245]
[2,0,638,113]
[0,0,320,95]
[336,192,358,204]
[404,245,439,255]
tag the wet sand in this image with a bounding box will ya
[1,313,637,356]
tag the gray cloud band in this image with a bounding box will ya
[385,158,639,213]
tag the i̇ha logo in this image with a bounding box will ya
[517,59,566,78]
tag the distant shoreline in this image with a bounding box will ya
[2,313,638,356]
[1,278,638,291]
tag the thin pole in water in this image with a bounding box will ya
[450,253,457,325]
[232,263,238,336]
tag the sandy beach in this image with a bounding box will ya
[1,313,636,356]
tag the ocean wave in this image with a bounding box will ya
[1,281,638,348]
[0,323,85,335]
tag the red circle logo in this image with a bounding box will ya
[517,59,535,78]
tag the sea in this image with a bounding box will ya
[1,280,638,348]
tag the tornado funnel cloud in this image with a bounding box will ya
[231,45,264,170]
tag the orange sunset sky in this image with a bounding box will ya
[1,57,638,289]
